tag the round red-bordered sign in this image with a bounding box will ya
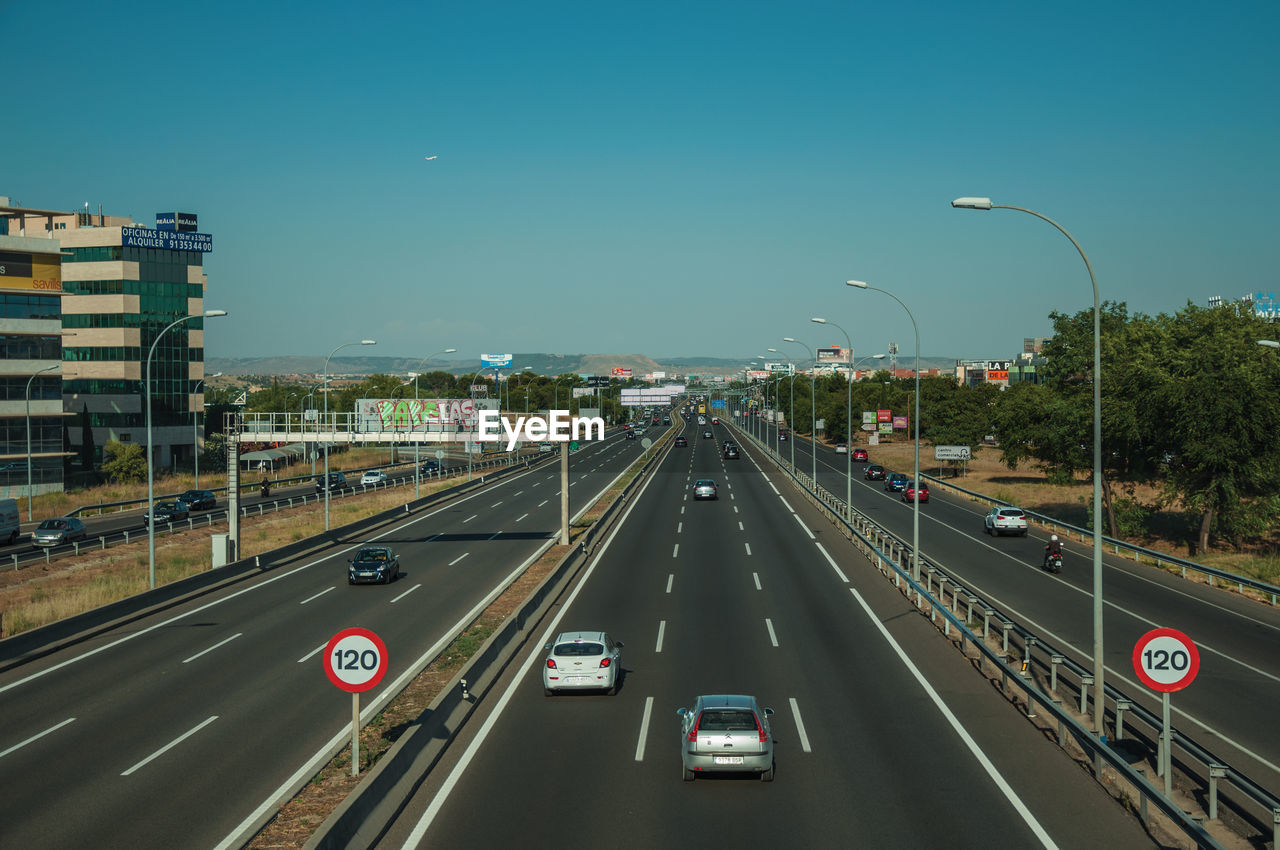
[1132,627,1199,693]
[323,627,389,693]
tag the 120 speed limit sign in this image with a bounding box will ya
[323,627,389,693]
[1132,627,1199,693]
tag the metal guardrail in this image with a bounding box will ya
[921,473,1280,607]
[735,424,1273,849]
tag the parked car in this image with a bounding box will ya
[677,694,775,781]
[864,464,886,481]
[851,448,868,462]
[984,507,1029,536]
[177,489,216,511]
[316,472,347,492]
[903,481,930,503]
[348,545,399,584]
[674,436,687,447]
[144,500,190,526]
[693,479,718,500]
[542,630,624,695]
[31,517,88,548]
[360,470,388,486]
[884,472,909,492]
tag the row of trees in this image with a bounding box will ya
[757,301,1280,554]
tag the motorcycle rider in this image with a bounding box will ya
[1043,534,1062,568]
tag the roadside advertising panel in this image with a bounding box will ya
[892,416,907,430]
[817,347,847,363]
[480,353,513,368]
[0,250,62,291]
[862,411,876,425]
[876,409,892,423]
[354,398,498,433]
[746,370,769,381]
[155,212,199,232]
[652,371,666,380]
[878,422,893,434]
[986,360,1011,381]
[121,226,213,252]
[611,367,633,377]
[571,387,594,398]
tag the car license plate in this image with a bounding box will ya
[565,676,590,684]
[714,756,744,765]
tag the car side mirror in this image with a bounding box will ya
[615,640,624,648]
[676,708,687,717]
[763,707,774,716]
[544,644,552,651]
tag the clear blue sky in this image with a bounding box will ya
[6,1,1276,365]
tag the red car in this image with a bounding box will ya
[851,448,868,462]
[903,481,930,503]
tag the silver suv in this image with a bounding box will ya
[677,694,775,781]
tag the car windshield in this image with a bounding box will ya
[356,549,388,561]
[554,642,604,656]
[39,519,67,530]
[1000,509,1024,517]
[157,502,180,510]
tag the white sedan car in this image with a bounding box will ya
[834,444,848,454]
[543,631,624,695]
[360,470,388,486]
[984,506,1029,536]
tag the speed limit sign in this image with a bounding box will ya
[324,627,389,693]
[1132,627,1199,692]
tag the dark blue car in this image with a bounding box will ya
[884,473,909,492]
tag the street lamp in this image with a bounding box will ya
[768,348,795,469]
[324,340,376,531]
[302,390,318,474]
[193,373,223,489]
[25,364,61,521]
[811,317,854,510]
[412,348,456,498]
[147,310,228,589]
[847,282,921,586]
[952,196,1105,736]
[782,338,818,485]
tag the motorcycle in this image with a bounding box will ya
[260,481,271,498]
[1044,552,1063,573]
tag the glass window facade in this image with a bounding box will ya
[0,334,64,359]
[0,376,61,401]
[0,293,60,320]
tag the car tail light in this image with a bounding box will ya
[598,657,611,668]
[687,713,701,742]
[545,659,557,669]
[755,714,769,743]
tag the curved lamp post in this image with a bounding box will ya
[194,373,223,489]
[25,363,61,521]
[768,348,796,470]
[952,195,1105,736]
[847,282,920,585]
[147,310,227,588]
[782,338,818,485]
[811,318,854,510]
[412,348,456,498]
[324,340,376,531]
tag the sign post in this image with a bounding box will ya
[323,627,389,776]
[1132,628,1199,798]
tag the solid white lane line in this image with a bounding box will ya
[768,481,780,495]
[815,542,849,582]
[789,698,812,752]
[515,513,528,522]
[793,514,816,539]
[537,500,548,508]
[391,584,422,603]
[300,587,335,605]
[779,496,795,513]
[745,543,752,556]
[298,643,325,663]
[122,716,218,776]
[666,574,674,594]
[0,718,75,759]
[847,587,1057,847]
[753,572,762,591]
[634,696,655,761]
[183,633,242,664]
[462,514,477,523]
[449,553,470,566]
[765,618,778,646]
[672,544,679,558]
[655,620,666,653]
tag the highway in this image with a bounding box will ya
[743,414,1280,804]
[0,431,650,849]
[383,418,1153,848]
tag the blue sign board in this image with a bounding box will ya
[480,353,513,368]
[710,399,726,409]
[122,226,213,253]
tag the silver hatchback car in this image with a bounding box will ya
[542,631,624,695]
[693,479,718,500]
[677,694,775,781]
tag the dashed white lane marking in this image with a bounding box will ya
[768,481,780,495]
[463,514,477,523]
[815,542,848,582]
[513,490,524,497]
[183,633,242,664]
[300,587,334,605]
[765,618,779,647]
[738,521,744,531]
[793,514,815,539]
[730,494,735,500]
[655,620,666,653]
[391,583,422,603]
[490,502,503,508]
[753,572,762,590]
[516,513,528,522]
[677,522,682,534]
[537,500,548,508]
[745,543,752,556]
[0,718,75,759]
[672,544,679,558]
[779,496,795,513]
[449,553,470,566]
[790,698,812,752]
[298,643,325,663]
[122,716,218,776]
[666,574,674,594]
[634,696,655,761]
[733,506,738,513]
[680,506,685,515]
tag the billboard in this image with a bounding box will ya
[355,398,498,433]
[480,353,513,368]
[746,370,769,381]
[121,226,213,252]
[0,250,61,291]
[817,346,848,363]
[155,212,198,232]
[862,411,876,425]
[876,409,892,423]
[878,422,893,434]
[611,367,633,378]
[571,387,594,398]
[892,416,907,430]
[986,360,1010,381]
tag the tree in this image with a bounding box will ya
[101,441,147,483]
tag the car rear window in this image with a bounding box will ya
[697,709,756,731]
[999,509,1025,517]
[554,642,604,656]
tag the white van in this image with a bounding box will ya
[0,498,20,545]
